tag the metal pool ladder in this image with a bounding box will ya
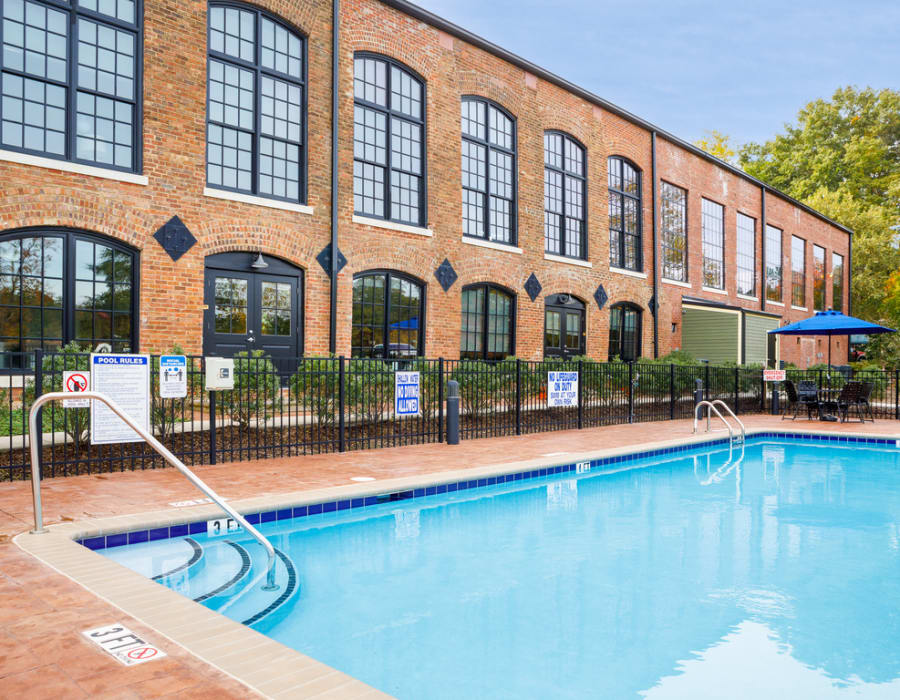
[693,399,746,459]
[27,391,278,591]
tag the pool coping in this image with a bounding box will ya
[14,426,899,699]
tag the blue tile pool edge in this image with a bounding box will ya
[76,431,899,552]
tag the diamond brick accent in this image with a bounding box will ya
[316,243,347,277]
[524,273,542,302]
[434,258,457,292]
[153,216,196,262]
[594,284,608,310]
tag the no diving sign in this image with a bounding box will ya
[82,623,167,666]
[63,371,91,408]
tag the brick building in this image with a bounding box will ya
[0,0,852,370]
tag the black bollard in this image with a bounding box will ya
[446,379,460,445]
[693,378,703,409]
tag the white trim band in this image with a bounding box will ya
[544,253,592,268]
[461,237,523,254]
[791,305,808,311]
[608,266,647,279]
[701,286,728,296]
[352,214,432,237]
[736,293,759,302]
[204,187,314,214]
[662,278,692,289]
[768,300,785,307]
[0,149,149,185]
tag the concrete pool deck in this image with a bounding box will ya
[2,416,898,698]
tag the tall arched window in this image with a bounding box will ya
[207,3,306,202]
[608,157,642,271]
[544,132,586,259]
[461,97,516,244]
[460,283,514,360]
[353,54,425,226]
[0,229,138,367]
[352,271,424,358]
[0,0,142,171]
[608,302,641,362]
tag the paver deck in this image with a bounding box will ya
[1,415,897,698]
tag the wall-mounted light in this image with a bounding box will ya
[251,252,269,270]
[671,322,677,333]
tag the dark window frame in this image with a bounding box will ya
[543,130,587,260]
[608,301,642,362]
[459,282,516,361]
[607,156,643,271]
[812,244,826,311]
[0,226,140,369]
[791,234,806,308]
[0,0,144,173]
[701,196,725,290]
[735,211,756,297]
[765,224,783,303]
[461,95,517,245]
[351,269,425,359]
[206,1,308,204]
[659,180,687,282]
[353,52,427,227]
[832,252,844,312]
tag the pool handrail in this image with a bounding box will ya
[693,400,739,462]
[27,391,279,591]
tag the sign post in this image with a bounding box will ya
[395,371,420,416]
[159,355,188,399]
[547,371,578,408]
[90,354,151,444]
[62,370,91,408]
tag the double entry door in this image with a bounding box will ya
[544,294,585,358]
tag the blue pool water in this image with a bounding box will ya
[101,437,900,698]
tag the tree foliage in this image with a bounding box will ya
[694,130,736,164]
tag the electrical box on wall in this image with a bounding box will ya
[205,357,235,391]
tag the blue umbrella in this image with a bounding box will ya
[768,309,895,368]
[389,317,418,330]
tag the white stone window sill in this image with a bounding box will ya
[0,149,149,185]
[701,286,728,296]
[461,237,523,254]
[791,305,808,312]
[736,293,759,302]
[352,215,432,237]
[768,300,785,307]
[204,187,314,215]
[544,253,592,268]
[608,266,647,279]
[662,278,691,289]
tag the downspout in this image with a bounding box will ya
[328,0,340,354]
[651,131,659,358]
[847,230,853,362]
[760,187,766,313]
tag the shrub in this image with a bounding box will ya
[218,350,282,430]
[289,356,341,428]
[150,345,201,440]
[346,358,394,424]
[23,342,91,447]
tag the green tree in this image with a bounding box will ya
[694,130,736,164]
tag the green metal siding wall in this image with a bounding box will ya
[744,313,780,365]
[681,306,739,364]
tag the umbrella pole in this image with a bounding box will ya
[828,336,831,390]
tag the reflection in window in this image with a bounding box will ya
[462,97,516,244]
[207,3,305,201]
[261,280,291,335]
[832,253,844,312]
[608,157,641,271]
[701,199,725,289]
[213,277,248,334]
[0,230,137,367]
[736,213,756,297]
[765,224,783,303]
[544,132,585,259]
[813,245,825,311]
[461,284,513,360]
[609,303,641,361]
[791,235,805,308]
[0,0,141,170]
[352,271,423,358]
[660,182,687,282]
[353,55,424,225]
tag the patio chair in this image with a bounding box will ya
[823,381,871,423]
[782,380,818,420]
[797,380,821,419]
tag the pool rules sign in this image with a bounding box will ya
[90,353,151,445]
[547,371,578,408]
[395,371,420,416]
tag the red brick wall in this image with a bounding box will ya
[0,0,850,366]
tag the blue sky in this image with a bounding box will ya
[414,0,900,149]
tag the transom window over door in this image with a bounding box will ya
[207,3,306,202]
[608,302,641,362]
[608,157,642,271]
[460,283,514,360]
[544,132,585,259]
[0,229,138,368]
[353,54,425,226]
[352,271,423,359]
[461,97,516,244]
[0,0,142,171]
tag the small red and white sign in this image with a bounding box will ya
[63,371,91,408]
[82,623,167,666]
[763,369,786,382]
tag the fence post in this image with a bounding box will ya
[208,376,217,465]
[577,359,583,429]
[628,362,634,424]
[33,348,43,478]
[438,358,444,443]
[895,369,899,421]
[338,356,346,453]
[515,358,522,436]
[733,366,740,415]
[704,362,710,402]
[669,363,675,420]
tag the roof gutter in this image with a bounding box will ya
[380,0,853,237]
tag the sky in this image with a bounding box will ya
[414,0,900,149]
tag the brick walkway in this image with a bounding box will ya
[1,416,897,697]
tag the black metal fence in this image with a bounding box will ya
[1,350,897,480]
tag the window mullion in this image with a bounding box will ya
[252,11,261,196]
[67,6,78,163]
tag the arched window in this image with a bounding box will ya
[608,302,641,362]
[0,229,138,367]
[544,132,586,259]
[460,283,514,360]
[0,0,142,171]
[207,3,305,202]
[461,97,516,244]
[352,271,424,359]
[608,157,642,271]
[353,54,425,226]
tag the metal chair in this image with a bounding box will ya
[797,380,822,419]
[782,380,818,420]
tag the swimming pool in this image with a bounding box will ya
[97,435,900,698]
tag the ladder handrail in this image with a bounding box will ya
[693,400,736,462]
[709,399,745,444]
[28,391,278,591]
